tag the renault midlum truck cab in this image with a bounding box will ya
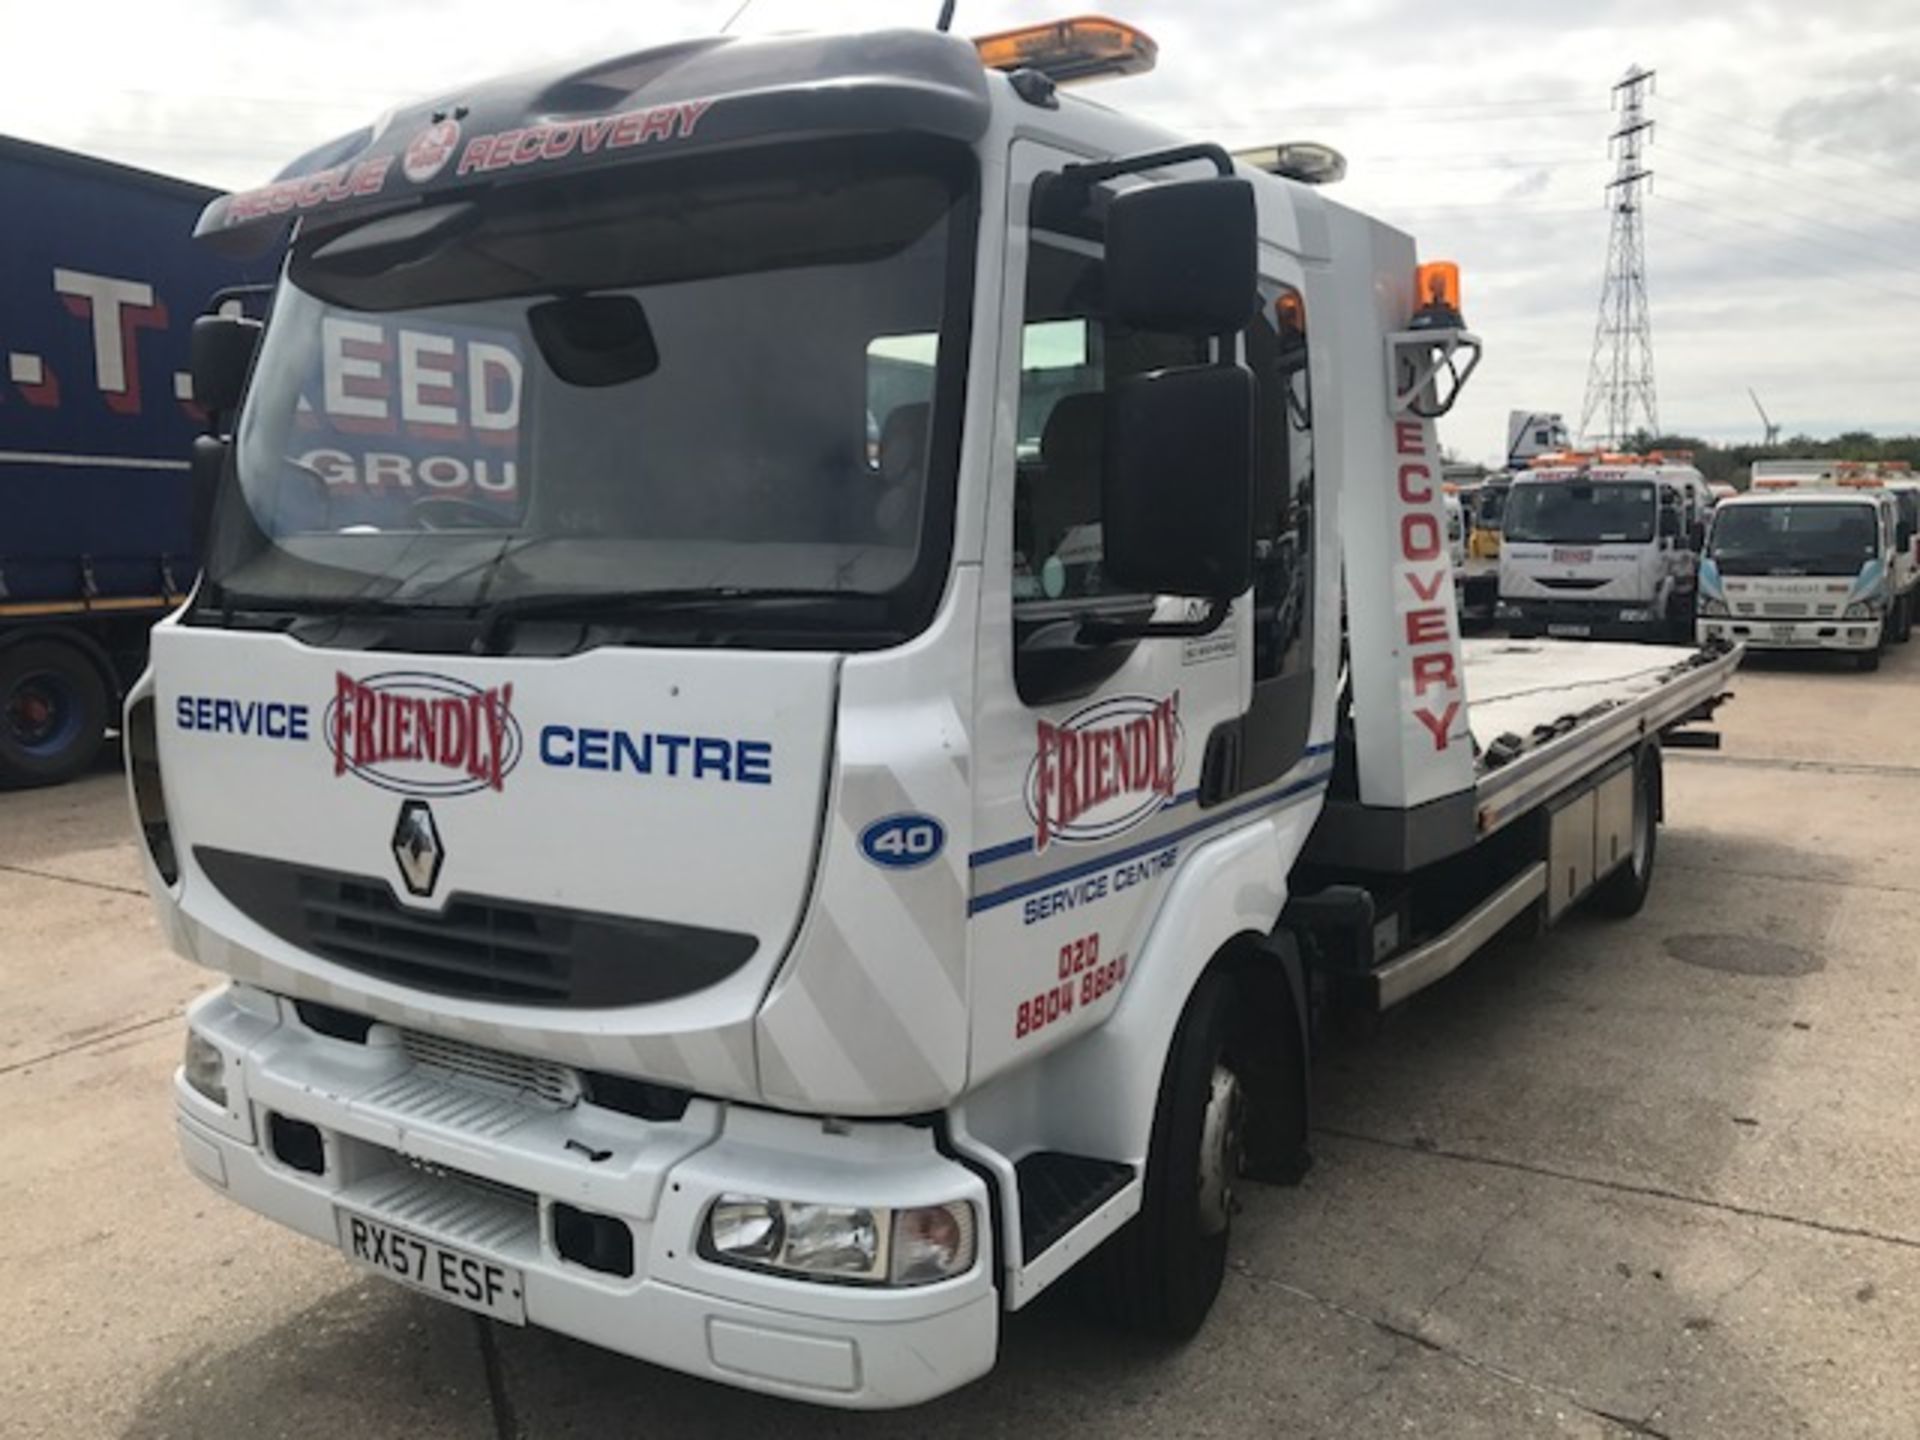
[1699,484,1900,668]
[1497,454,1710,640]
[137,21,1739,1407]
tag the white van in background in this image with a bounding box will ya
[1497,454,1712,640]
[1739,462,1919,643]
[1699,486,1901,669]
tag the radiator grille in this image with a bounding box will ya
[401,1028,581,1107]
[195,847,758,1008]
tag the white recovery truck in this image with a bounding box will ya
[136,20,1741,1408]
[1497,453,1712,640]
[1701,472,1914,665]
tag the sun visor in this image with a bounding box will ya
[194,29,991,252]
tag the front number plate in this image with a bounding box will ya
[336,1209,526,1324]
[1770,625,1797,641]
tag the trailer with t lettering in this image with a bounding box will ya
[0,136,259,785]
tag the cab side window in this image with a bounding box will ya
[1013,235,1206,610]
[1246,283,1313,685]
[1236,280,1315,790]
[1011,230,1207,703]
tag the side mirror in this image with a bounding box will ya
[1105,177,1259,335]
[1102,365,1254,598]
[190,314,262,421]
[1658,509,1681,540]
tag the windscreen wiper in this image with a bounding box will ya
[474,586,888,653]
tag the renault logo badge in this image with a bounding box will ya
[392,800,445,897]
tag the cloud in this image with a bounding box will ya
[1778,78,1920,163]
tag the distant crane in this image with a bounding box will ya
[1749,389,1781,447]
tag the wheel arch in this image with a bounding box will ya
[1008,814,1310,1170]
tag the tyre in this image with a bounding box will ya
[1898,596,1914,644]
[1856,648,1881,672]
[0,639,109,788]
[1593,749,1659,918]
[1091,970,1255,1338]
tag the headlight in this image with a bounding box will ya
[183,1031,227,1106]
[704,1194,976,1286]
[1697,597,1730,617]
[1844,601,1882,619]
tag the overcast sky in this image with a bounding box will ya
[5,0,1916,463]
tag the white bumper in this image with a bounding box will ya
[174,986,997,1408]
[1698,616,1882,653]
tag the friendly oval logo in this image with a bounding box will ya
[324,670,523,796]
[859,813,947,870]
[1026,692,1184,851]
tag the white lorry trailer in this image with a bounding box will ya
[1498,454,1712,640]
[136,20,1740,1408]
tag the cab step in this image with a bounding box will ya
[1016,1151,1135,1263]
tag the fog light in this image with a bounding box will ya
[704,1195,975,1286]
[890,1202,977,1285]
[183,1031,226,1107]
[1619,607,1652,622]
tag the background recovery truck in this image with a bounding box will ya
[140,21,1741,1409]
[1701,478,1911,666]
[1497,453,1712,640]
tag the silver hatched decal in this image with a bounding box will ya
[755,762,971,1112]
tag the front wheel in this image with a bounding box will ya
[1091,971,1248,1338]
[1857,648,1882,672]
[1593,748,1660,917]
[1895,596,1914,644]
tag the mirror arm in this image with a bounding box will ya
[1060,142,1236,192]
[1077,596,1231,644]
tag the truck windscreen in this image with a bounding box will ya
[1709,502,1881,575]
[1503,481,1655,544]
[203,137,975,646]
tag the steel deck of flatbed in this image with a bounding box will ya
[1464,638,1740,837]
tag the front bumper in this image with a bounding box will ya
[1496,596,1667,638]
[174,986,997,1408]
[1698,617,1881,653]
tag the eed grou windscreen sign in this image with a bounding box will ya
[284,312,526,527]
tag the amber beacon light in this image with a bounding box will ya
[973,17,1159,83]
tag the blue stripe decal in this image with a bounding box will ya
[966,739,1336,869]
[966,767,1333,916]
[969,835,1039,868]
